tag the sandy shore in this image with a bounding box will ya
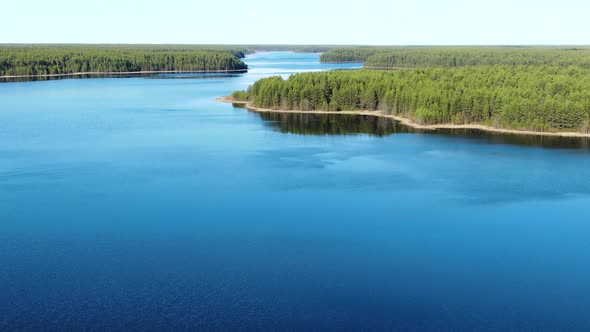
[217,96,590,138]
[0,69,248,79]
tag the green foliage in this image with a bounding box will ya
[231,90,249,101]
[414,107,439,125]
[0,45,248,76]
[365,47,590,68]
[320,47,379,63]
[320,46,590,68]
[241,66,590,132]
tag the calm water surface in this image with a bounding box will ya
[1,52,590,331]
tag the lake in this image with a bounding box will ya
[1,52,590,331]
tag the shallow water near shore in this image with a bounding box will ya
[2,52,590,331]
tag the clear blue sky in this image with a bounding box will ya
[2,0,588,45]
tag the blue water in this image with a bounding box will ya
[1,52,590,331]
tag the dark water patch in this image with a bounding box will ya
[435,127,590,151]
[252,111,590,150]
[253,110,418,137]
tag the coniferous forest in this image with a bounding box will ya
[0,45,249,76]
[232,47,590,133]
[319,47,380,63]
[320,46,590,68]
[232,65,590,133]
[0,44,350,77]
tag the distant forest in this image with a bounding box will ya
[320,48,380,63]
[320,46,590,68]
[0,44,352,77]
[0,45,249,76]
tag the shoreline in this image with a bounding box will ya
[217,96,590,138]
[0,69,248,79]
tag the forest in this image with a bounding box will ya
[0,44,357,77]
[319,47,380,63]
[0,45,249,76]
[231,66,590,133]
[320,46,590,68]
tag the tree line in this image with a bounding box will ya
[320,46,590,68]
[319,47,379,62]
[0,45,248,76]
[232,66,590,133]
[0,44,365,77]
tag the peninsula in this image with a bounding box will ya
[226,47,590,137]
